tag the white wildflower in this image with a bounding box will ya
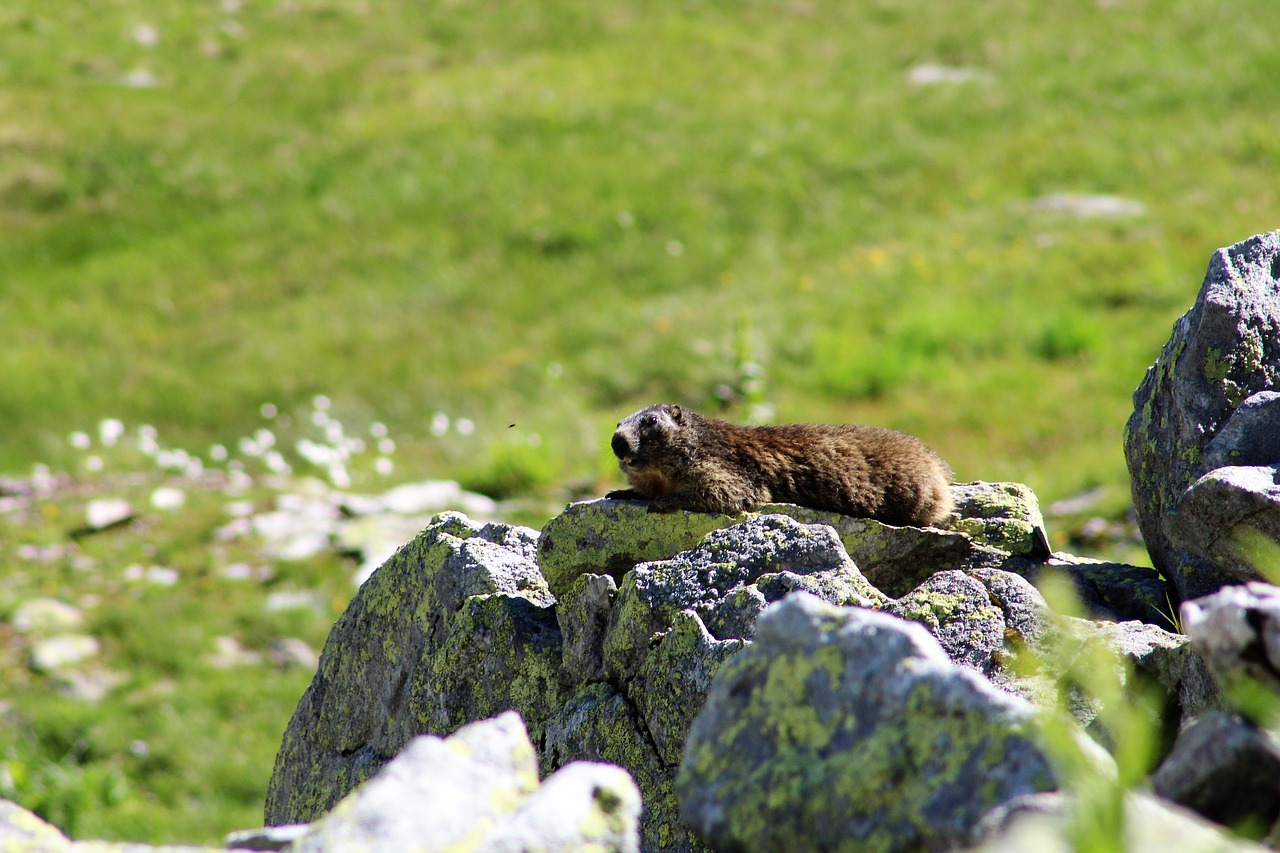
[99,419,125,447]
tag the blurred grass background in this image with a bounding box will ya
[1,0,1278,843]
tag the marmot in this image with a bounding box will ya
[605,403,954,527]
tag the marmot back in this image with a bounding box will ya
[605,403,953,527]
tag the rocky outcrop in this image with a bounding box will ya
[676,594,1058,852]
[1124,231,1280,602]
[263,477,1214,852]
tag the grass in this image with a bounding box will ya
[1,0,1278,843]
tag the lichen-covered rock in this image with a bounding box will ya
[760,502,987,597]
[631,611,744,766]
[544,483,1049,603]
[1038,554,1174,626]
[556,572,618,684]
[264,513,560,825]
[677,593,1058,853]
[949,481,1051,559]
[1124,231,1280,601]
[0,797,228,851]
[288,712,641,853]
[538,500,737,598]
[542,684,705,853]
[0,799,72,850]
[886,570,1007,674]
[602,514,885,681]
[1151,711,1280,838]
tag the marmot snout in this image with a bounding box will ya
[605,403,953,527]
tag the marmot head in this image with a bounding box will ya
[611,404,692,492]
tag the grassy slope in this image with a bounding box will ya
[1,0,1278,843]
[3,0,1277,505]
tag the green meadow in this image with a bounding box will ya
[1,0,1278,843]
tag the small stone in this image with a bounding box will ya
[150,486,186,510]
[206,636,262,668]
[30,634,100,672]
[270,638,320,670]
[12,598,83,634]
[84,497,133,530]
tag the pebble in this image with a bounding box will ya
[13,598,83,634]
[30,634,100,672]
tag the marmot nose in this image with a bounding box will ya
[611,432,633,460]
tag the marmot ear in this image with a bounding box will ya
[668,404,683,422]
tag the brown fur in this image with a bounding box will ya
[605,404,954,527]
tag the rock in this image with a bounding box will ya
[1037,554,1174,626]
[601,514,884,681]
[949,481,1051,559]
[224,824,309,851]
[1008,613,1218,736]
[375,479,498,517]
[541,683,700,853]
[270,493,1205,853]
[1201,391,1280,471]
[283,712,639,853]
[973,790,1269,853]
[1151,711,1280,838]
[1124,231,1280,601]
[759,503,983,598]
[149,486,186,510]
[263,512,561,825]
[0,798,72,848]
[886,570,1007,674]
[83,497,134,531]
[268,638,320,670]
[537,499,736,598]
[205,636,261,668]
[29,634,100,672]
[12,598,83,634]
[677,593,1058,853]
[1169,465,1280,581]
[1182,583,1280,706]
[541,483,1046,602]
[1024,193,1146,219]
[556,573,617,684]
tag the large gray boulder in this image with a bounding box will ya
[263,512,563,824]
[1124,231,1280,601]
[676,593,1059,852]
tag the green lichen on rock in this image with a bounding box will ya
[678,594,1057,853]
[538,500,737,598]
[950,482,1048,558]
[264,512,555,827]
[631,610,746,766]
[542,683,710,853]
[1204,346,1229,383]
